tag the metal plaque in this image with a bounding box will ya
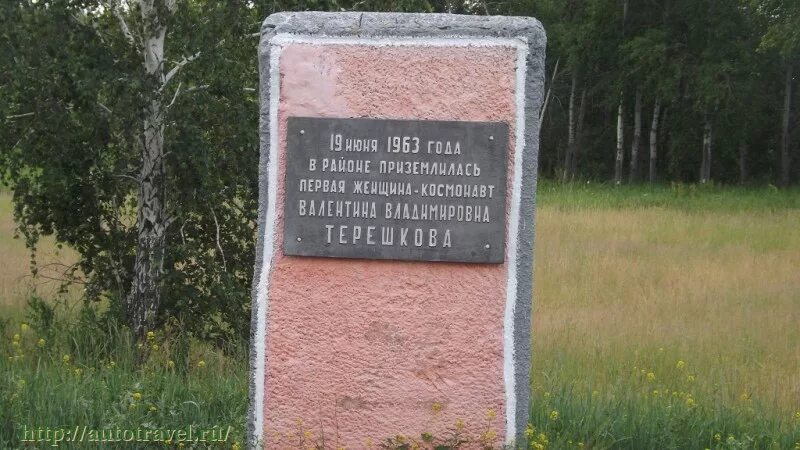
[282,117,508,263]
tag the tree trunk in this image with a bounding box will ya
[540,58,559,127]
[739,142,748,185]
[780,64,793,186]
[629,88,642,182]
[614,95,625,184]
[649,97,661,183]
[572,87,587,178]
[564,70,578,183]
[700,116,712,184]
[128,0,169,339]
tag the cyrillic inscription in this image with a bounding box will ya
[282,117,507,263]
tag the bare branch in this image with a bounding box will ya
[166,81,182,109]
[97,102,113,115]
[161,39,226,90]
[163,51,202,88]
[114,173,141,184]
[540,58,560,126]
[108,0,137,48]
[211,208,227,272]
[6,112,35,120]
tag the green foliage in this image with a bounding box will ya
[0,1,265,343]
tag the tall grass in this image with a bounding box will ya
[530,183,800,449]
[0,311,248,449]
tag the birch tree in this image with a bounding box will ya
[1,0,263,342]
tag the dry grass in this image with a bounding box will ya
[533,204,800,417]
[0,192,77,310]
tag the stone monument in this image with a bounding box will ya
[249,12,545,449]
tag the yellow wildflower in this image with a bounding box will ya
[740,393,750,401]
[149,406,157,412]
[11,341,20,348]
[303,431,313,440]
[12,333,20,342]
[147,331,155,341]
[687,375,695,383]
[431,401,443,413]
[676,360,685,370]
[794,411,800,422]
[232,443,241,450]
[549,410,559,421]
[455,419,465,430]
[197,360,206,368]
[482,430,497,441]
[36,338,46,348]
[73,368,82,377]
[525,423,535,439]
[487,408,496,420]
[167,360,175,369]
[537,432,548,444]
[151,344,159,351]
[62,354,70,364]
[713,433,721,442]
[685,397,696,408]
[132,392,142,401]
[646,372,656,382]
[20,323,29,333]
[109,361,116,368]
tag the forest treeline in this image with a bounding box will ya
[502,0,799,186]
[0,0,797,342]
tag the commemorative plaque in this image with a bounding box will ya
[282,117,508,263]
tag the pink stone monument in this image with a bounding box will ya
[249,12,545,449]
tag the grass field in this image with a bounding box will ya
[1,184,800,449]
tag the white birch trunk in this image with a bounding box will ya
[563,70,577,183]
[629,88,642,182]
[739,142,748,185]
[128,0,169,339]
[700,116,712,184]
[573,87,587,179]
[781,64,793,186]
[649,97,661,183]
[614,96,625,185]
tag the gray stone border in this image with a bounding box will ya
[249,12,545,448]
